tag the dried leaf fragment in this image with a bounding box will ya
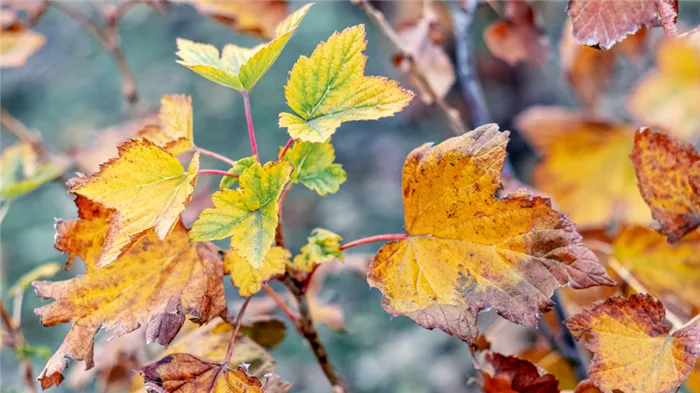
[475,351,560,393]
[137,94,194,156]
[367,124,613,343]
[566,294,700,393]
[54,196,113,270]
[484,0,550,66]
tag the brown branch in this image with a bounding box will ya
[1,301,36,393]
[48,1,139,106]
[223,296,252,365]
[352,0,467,136]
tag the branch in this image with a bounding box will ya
[197,147,237,166]
[339,233,407,251]
[197,169,239,178]
[352,0,467,136]
[223,296,251,365]
[1,302,36,393]
[241,92,259,160]
[550,292,589,381]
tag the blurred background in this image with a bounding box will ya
[2,1,699,393]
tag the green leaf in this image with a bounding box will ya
[190,161,292,269]
[15,344,51,362]
[219,156,257,189]
[0,143,64,201]
[283,140,346,195]
[292,228,343,272]
[176,4,312,92]
[279,24,414,142]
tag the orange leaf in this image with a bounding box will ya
[484,0,550,67]
[54,196,113,270]
[475,351,560,393]
[566,294,700,393]
[367,124,613,343]
[631,128,699,241]
[179,0,287,39]
[516,106,651,228]
[34,223,226,389]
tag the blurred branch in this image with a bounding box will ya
[1,301,36,393]
[352,0,467,135]
[48,1,139,107]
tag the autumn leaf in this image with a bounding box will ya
[137,95,194,156]
[484,0,550,67]
[176,3,312,92]
[190,161,292,269]
[181,0,288,39]
[219,156,256,189]
[69,139,199,267]
[0,143,64,201]
[367,124,614,343]
[283,141,347,196]
[279,24,414,142]
[516,106,651,228]
[292,228,343,272]
[34,223,227,389]
[54,196,113,269]
[140,353,288,393]
[613,225,700,318]
[7,263,61,298]
[566,294,700,393]
[0,22,45,68]
[628,33,700,142]
[631,128,699,241]
[566,0,674,49]
[475,351,560,393]
[225,246,289,297]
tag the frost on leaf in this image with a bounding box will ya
[69,139,199,267]
[292,228,343,272]
[283,141,347,196]
[516,106,651,228]
[631,129,699,242]
[566,0,675,49]
[176,3,311,92]
[137,95,195,156]
[190,161,292,270]
[367,124,614,343]
[566,294,700,393]
[475,351,560,393]
[34,223,226,389]
[279,24,414,142]
[225,246,289,297]
[613,226,700,319]
[141,353,289,393]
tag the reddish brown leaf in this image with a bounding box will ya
[484,0,550,66]
[475,351,560,393]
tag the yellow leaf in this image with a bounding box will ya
[137,95,194,156]
[8,262,61,298]
[630,128,699,242]
[566,294,700,393]
[176,4,312,92]
[54,196,113,270]
[0,27,45,68]
[292,228,343,272]
[613,225,700,318]
[628,33,700,142]
[34,223,227,389]
[0,143,64,200]
[190,161,292,269]
[367,124,614,343]
[225,246,289,296]
[279,24,414,142]
[516,106,651,228]
[69,139,199,267]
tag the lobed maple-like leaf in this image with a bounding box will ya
[0,143,64,201]
[484,0,550,67]
[613,225,700,317]
[631,129,699,242]
[137,95,194,156]
[190,161,292,269]
[283,141,346,196]
[69,139,199,267]
[292,228,343,272]
[54,196,113,269]
[475,351,560,393]
[34,223,227,389]
[566,0,675,49]
[566,294,700,393]
[367,124,614,343]
[176,3,311,92]
[516,106,651,228]
[627,31,700,142]
[225,246,289,297]
[141,353,288,393]
[219,156,256,190]
[180,0,288,39]
[279,24,414,142]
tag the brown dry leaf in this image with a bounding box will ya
[516,106,651,228]
[573,380,603,393]
[613,225,700,318]
[631,128,700,241]
[34,223,226,389]
[367,124,613,343]
[519,339,577,390]
[484,0,550,67]
[54,196,113,269]
[180,0,287,39]
[627,32,700,142]
[566,0,675,49]
[140,353,288,393]
[475,351,560,393]
[566,294,700,393]
[0,21,45,68]
[395,7,455,104]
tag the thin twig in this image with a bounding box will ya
[223,296,252,365]
[278,138,294,161]
[0,107,44,157]
[262,283,299,323]
[197,147,237,166]
[352,0,466,136]
[550,291,589,381]
[1,302,36,393]
[339,233,407,251]
[241,92,259,160]
[197,169,239,178]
